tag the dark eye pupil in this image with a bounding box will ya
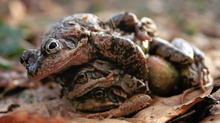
[76,73,88,83]
[78,74,85,79]
[49,42,57,49]
[94,90,104,99]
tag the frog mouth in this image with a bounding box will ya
[20,49,71,81]
[71,87,127,112]
[72,99,119,112]
[21,41,91,81]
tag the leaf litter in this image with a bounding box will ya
[0,71,218,123]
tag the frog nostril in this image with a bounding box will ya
[20,55,30,67]
[20,56,25,65]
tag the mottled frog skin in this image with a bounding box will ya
[58,60,152,118]
[20,12,212,118]
[106,12,211,92]
[20,13,150,84]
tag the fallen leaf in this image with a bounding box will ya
[134,86,212,123]
[0,110,67,123]
[0,64,39,98]
[200,88,220,123]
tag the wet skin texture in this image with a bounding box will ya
[20,12,212,118]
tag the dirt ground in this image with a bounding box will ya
[0,0,220,123]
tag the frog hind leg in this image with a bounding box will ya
[150,37,210,89]
[190,43,211,92]
[149,37,194,64]
[171,38,212,103]
[105,12,138,32]
[105,12,152,44]
[172,38,212,91]
[86,94,153,118]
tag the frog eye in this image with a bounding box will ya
[76,72,88,83]
[44,38,61,54]
[93,89,105,100]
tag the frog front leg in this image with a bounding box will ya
[90,32,149,81]
[86,94,152,118]
[150,37,208,66]
[179,61,211,103]
[105,12,154,43]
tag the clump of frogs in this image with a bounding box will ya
[54,59,152,118]
[20,12,212,118]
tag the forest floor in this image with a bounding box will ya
[0,0,220,123]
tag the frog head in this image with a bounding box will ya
[63,60,146,112]
[20,14,94,81]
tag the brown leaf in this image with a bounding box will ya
[0,63,39,98]
[0,81,214,123]
[200,88,220,123]
[134,86,212,122]
[0,110,68,123]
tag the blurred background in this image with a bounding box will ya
[0,0,220,77]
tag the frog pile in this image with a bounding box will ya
[20,12,212,118]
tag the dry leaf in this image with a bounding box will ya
[0,80,214,123]
[0,67,39,98]
[134,86,212,123]
[200,88,220,123]
[0,110,67,123]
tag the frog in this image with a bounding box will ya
[57,59,153,118]
[106,12,211,93]
[20,13,151,85]
[61,52,210,118]
[105,12,157,52]
[61,54,191,118]
[20,12,211,103]
[148,37,211,94]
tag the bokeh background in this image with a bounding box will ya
[0,1,220,122]
[0,0,220,77]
